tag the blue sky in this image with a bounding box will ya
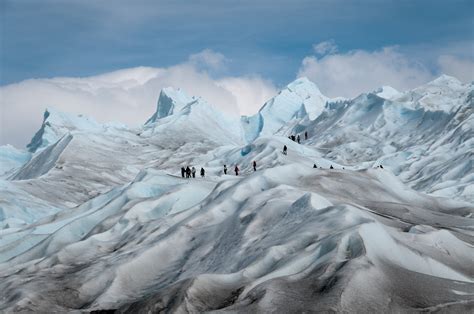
[2,0,473,86]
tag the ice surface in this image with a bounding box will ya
[0,75,473,312]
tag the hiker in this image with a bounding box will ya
[200,167,205,177]
[313,164,317,168]
[291,135,296,141]
[330,165,334,169]
[297,135,300,144]
[305,131,308,140]
[253,161,257,171]
[380,165,384,169]
[186,166,191,178]
[192,166,196,178]
[283,145,287,155]
[181,167,185,178]
[224,164,228,175]
[235,165,239,176]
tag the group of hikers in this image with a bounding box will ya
[179,129,385,179]
[312,163,383,170]
[181,161,258,178]
[181,166,205,178]
[284,131,308,154]
[223,161,257,176]
[312,164,341,170]
[288,131,308,144]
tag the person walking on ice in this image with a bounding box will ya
[297,134,300,144]
[305,131,308,140]
[283,145,288,155]
[235,165,239,176]
[200,167,205,177]
[223,164,227,175]
[253,161,257,171]
[181,167,185,178]
[192,166,196,178]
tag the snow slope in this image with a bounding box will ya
[0,75,473,312]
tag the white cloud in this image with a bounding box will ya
[437,55,474,83]
[216,76,276,116]
[188,49,228,71]
[0,50,276,148]
[298,46,435,98]
[312,40,338,56]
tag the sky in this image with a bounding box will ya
[1,0,473,147]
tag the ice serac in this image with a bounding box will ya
[242,77,329,143]
[12,134,73,181]
[145,87,193,124]
[145,88,243,145]
[26,108,103,153]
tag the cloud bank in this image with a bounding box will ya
[298,42,473,98]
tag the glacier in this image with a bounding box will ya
[0,74,473,312]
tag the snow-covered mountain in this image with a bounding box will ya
[0,75,473,312]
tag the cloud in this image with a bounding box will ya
[298,46,436,98]
[0,50,276,148]
[216,76,276,116]
[437,55,474,83]
[312,40,338,56]
[188,49,228,71]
